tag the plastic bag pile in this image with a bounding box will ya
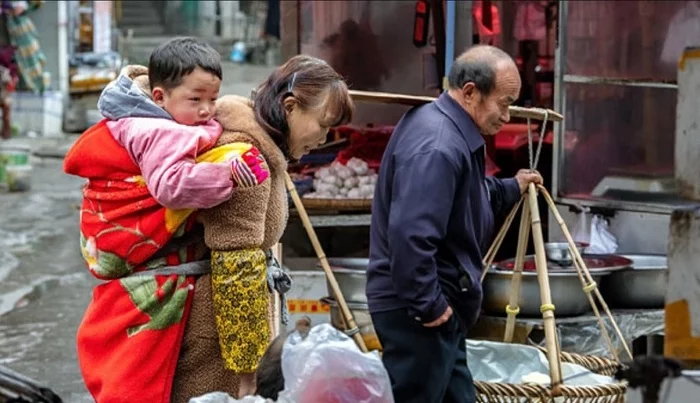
[189,324,393,403]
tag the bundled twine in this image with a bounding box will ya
[526,111,549,173]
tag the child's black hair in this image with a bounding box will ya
[255,317,312,400]
[148,37,222,90]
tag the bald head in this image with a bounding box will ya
[447,45,517,96]
[447,45,521,135]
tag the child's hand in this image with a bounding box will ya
[230,147,270,188]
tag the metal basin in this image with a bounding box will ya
[544,242,587,266]
[320,296,382,351]
[600,254,668,309]
[323,258,368,303]
[482,269,608,317]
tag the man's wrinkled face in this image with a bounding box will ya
[463,62,521,135]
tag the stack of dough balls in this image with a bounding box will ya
[305,158,378,199]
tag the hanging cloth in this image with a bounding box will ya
[473,0,501,45]
[514,1,547,41]
[661,1,700,66]
[2,0,45,92]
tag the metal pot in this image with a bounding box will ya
[320,296,382,351]
[323,258,369,303]
[544,242,587,265]
[600,254,668,309]
[482,269,609,317]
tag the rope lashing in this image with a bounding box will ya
[583,282,598,293]
[505,305,521,316]
[540,304,556,314]
[526,109,550,172]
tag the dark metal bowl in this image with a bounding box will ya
[600,254,667,309]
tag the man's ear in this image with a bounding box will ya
[151,87,166,106]
[461,82,478,105]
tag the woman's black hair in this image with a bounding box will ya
[252,55,354,159]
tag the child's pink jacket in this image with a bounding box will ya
[107,118,234,209]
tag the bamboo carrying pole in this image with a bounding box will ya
[284,172,368,352]
[570,247,619,361]
[535,185,618,361]
[503,200,531,343]
[349,90,564,122]
[538,185,633,360]
[526,183,563,387]
[481,197,524,282]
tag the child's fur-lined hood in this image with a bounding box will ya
[97,65,172,121]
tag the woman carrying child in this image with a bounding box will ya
[63,37,354,403]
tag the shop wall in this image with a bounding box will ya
[287,1,474,127]
[297,0,441,126]
[31,1,60,89]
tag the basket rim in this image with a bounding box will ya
[473,349,628,398]
[474,380,628,394]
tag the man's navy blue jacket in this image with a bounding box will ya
[366,93,520,329]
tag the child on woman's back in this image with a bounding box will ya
[98,37,268,210]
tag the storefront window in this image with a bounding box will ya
[557,1,696,203]
[560,83,676,198]
[565,1,690,81]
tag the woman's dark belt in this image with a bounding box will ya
[127,241,293,326]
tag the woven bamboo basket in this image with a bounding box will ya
[474,349,626,402]
[300,197,372,211]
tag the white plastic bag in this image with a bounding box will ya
[586,215,618,254]
[188,393,272,403]
[279,324,393,403]
[189,324,392,403]
[571,209,590,246]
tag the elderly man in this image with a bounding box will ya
[366,45,543,403]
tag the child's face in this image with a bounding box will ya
[152,67,221,126]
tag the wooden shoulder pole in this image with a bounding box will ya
[504,200,531,342]
[527,183,563,387]
[284,173,368,352]
[538,185,632,360]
